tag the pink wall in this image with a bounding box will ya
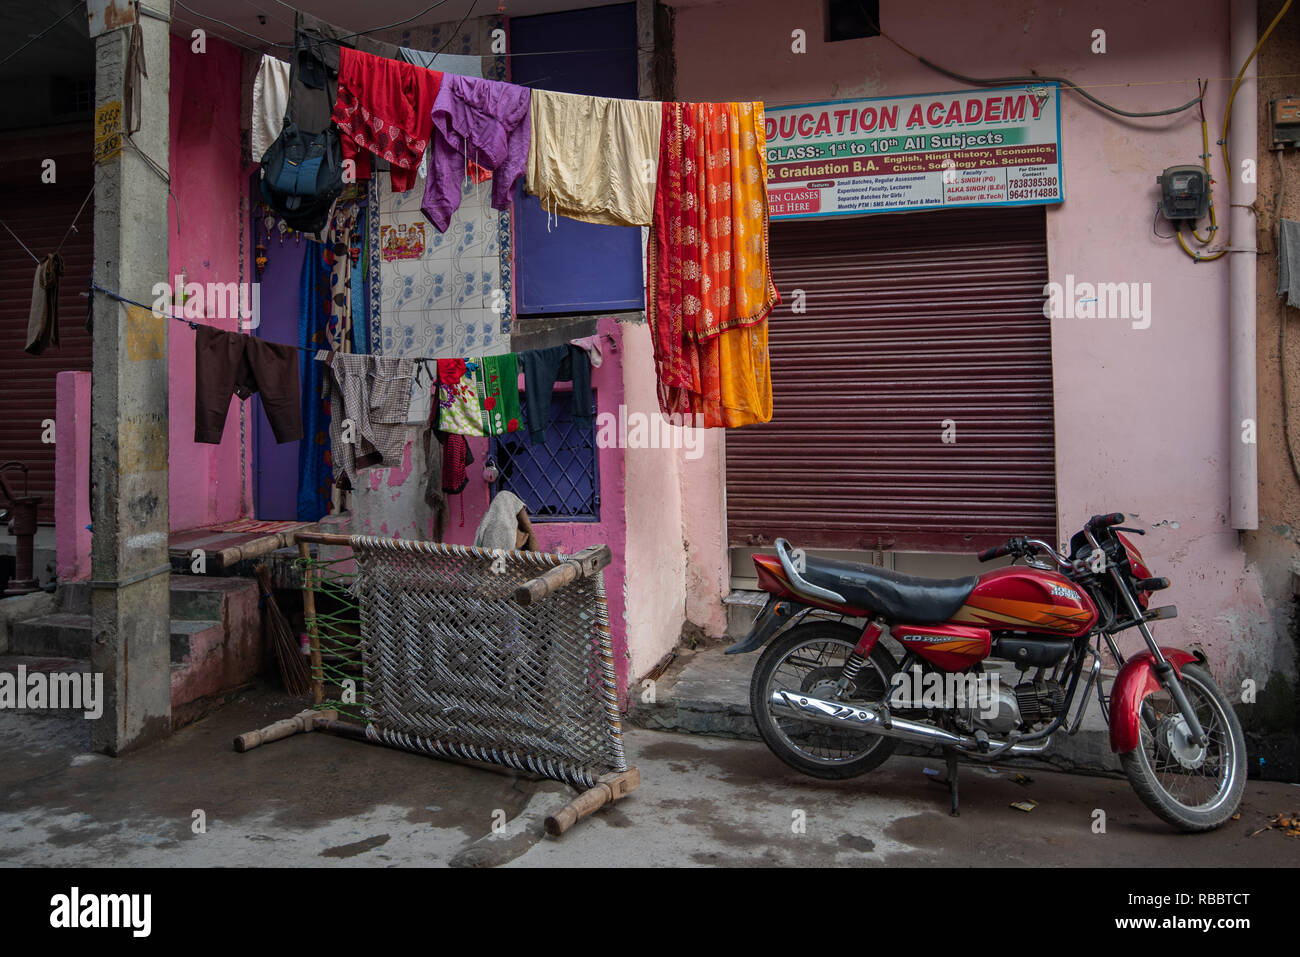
[166,34,250,531]
[54,371,91,581]
[621,322,689,680]
[667,0,1280,682]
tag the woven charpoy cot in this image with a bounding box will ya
[345,535,627,789]
[235,532,638,834]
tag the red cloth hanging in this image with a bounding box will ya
[332,48,442,193]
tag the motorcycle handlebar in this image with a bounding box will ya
[1088,512,1126,529]
[978,544,1012,562]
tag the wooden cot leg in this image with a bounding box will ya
[543,768,641,837]
[233,708,338,753]
[298,540,325,707]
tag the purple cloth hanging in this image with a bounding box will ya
[421,74,531,231]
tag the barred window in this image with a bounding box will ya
[490,391,599,522]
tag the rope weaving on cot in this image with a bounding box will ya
[297,537,626,790]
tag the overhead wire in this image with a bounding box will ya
[0,2,82,69]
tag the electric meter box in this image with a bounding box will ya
[1272,95,1300,149]
[1156,165,1210,221]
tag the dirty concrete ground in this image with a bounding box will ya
[1,684,1298,867]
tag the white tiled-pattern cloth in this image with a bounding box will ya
[378,161,509,423]
[326,354,414,485]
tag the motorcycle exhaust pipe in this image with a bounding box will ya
[769,689,1052,757]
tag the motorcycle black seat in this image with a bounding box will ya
[799,555,978,624]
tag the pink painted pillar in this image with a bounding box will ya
[54,371,92,581]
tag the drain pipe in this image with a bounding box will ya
[1229,0,1259,530]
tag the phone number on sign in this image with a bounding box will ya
[1007,175,1058,201]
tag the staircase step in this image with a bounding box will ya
[54,576,256,621]
[11,613,94,659]
[11,613,222,663]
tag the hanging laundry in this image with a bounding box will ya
[288,10,401,136]
[325,201,361,350]
[422,75,531,231]
[518,344,594,446]
[570,334,605,369]
[474,490,539,551]
[24,253,64,356]
[436,355,523,436]
[647,101,778,427]
[398,48,483,79]
[324,353,414,485]
[442,431,473,495]
[251,55,291,162]
[193,325,303,444]
[526,90,662,227]
[332,47,442,194]
[423,428,446,540]
[298,241,335,520]
[349,203,370,355]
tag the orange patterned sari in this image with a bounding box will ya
[648,100,778,428]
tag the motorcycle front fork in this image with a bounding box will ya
[1087,528,1208,747]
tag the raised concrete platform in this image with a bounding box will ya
[4,575,265,730]
[629,642,1121,773]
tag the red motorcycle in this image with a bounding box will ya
[729,513,1246,831]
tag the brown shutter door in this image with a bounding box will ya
[0,158,95,524]
[727,206,1055,552]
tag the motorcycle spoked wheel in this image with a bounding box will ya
[750,621,899,780]
[1118,663,1247,832]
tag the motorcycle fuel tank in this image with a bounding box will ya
[951,567,1098,637]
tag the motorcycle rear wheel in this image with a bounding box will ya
[750,621,899,780]
[1118,663,1247,832]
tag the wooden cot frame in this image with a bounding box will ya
[234,531,640,836]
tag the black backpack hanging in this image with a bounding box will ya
[259,121,343,234]
[258,30,343,234]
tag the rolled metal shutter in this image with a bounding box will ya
[726,205,1055,552]
[0,162,95,524]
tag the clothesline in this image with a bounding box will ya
[85,280,611,365]
[0,178,99,265]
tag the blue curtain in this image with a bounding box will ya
[297,241,334,521]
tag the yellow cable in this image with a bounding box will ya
[1191,95,1219,245]
[1222,0,1292,176]
[1176,223,1227,261]
[1176,1,1291,262]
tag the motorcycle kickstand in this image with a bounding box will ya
[942,747,960,817]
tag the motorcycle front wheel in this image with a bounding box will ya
[749,621,899,780]
[1118,663,1247,832]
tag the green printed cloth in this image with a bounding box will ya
[436,354,522,436]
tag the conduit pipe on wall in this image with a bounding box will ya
[1230,0,1260,530]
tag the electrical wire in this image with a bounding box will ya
[1221,0,1293,177]
[173,0,292,49]
[867,18,1204,119]
[430,0,479,59]
[1189,80,1219,247]
[1151,204,1175,240]
[335,1,454,41]
[0,2,82,68]
[1167,2,1292,263]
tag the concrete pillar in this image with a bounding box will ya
[89,14,172,754]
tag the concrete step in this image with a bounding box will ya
[11,613,223,664]
[629,643,1121,773]
[723,589,769,639]
[56,576,257,621]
